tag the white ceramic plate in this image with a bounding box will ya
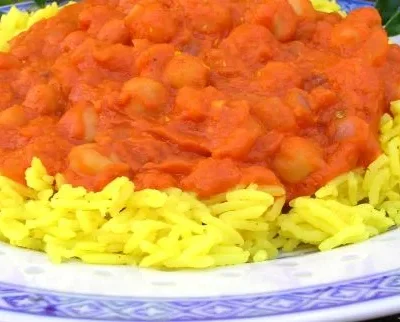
[0,1,399,321]
[0,229,398,322]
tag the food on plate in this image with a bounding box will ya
[0,0,398,269]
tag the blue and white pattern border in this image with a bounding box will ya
[0,269,399,321]
[0,0,70,13]
[337,0,374,12]
[0,1,36,12]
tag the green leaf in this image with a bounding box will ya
[386,10,400,37]
[0,0,15,5]
[33,0,46,7]
[376,0,400,25]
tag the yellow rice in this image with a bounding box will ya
[0,0,397,269]
[311,0,342,13]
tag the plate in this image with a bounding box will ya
[1,1,400,322]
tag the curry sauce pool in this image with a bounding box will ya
[0,0,397,269]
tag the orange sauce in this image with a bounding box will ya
[0,0,399,199]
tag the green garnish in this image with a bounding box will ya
[386,11,400,37]
[33,0,46,8]
[376,0,400,24]
[376,0,400,36]
[0,0,16,5]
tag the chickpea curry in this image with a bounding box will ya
[0,0,399,200]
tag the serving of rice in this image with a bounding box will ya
[0,0,397,269]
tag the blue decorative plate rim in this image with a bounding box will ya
[0,1,36,12]
[0,269,399,321]
[1,0,397,321]
[337,0,374,10]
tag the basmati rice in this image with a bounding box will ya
[0,0,397,269]
[311,0,342,13]
[0,2,61,52]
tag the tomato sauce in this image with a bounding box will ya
[0,0,399,199]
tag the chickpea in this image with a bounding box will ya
[346,8,382,28]
[23,84,61,116]
[330,116,369,145]
[60,31,87,52]
[175,87,206,121]
[249,1,298,42]
[163,54,210,89]
[97,19,130,44]
[119,77,168,113]
[272,1,298,42]
[284,88,316,125]
[251,97,297,131]
[310,87,337,110]
[188,2,232,34]
[330,22,369,51]
[0,105,28,127]
[125,3,177,43]
[273,136,325,183]
[287,0,317,20]
[359,28,389,66]
[68,144,112,176]
[223,24,278,65]
[58,102,98,142]
[78,5,116,35]
[136,44,175,79]
[258,62,301,93]
[93,44,136,74]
